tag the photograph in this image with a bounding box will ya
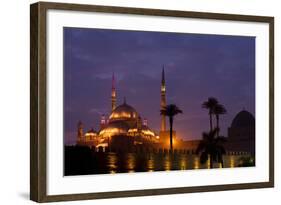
[29,2,274,202]
[63,27,256,176]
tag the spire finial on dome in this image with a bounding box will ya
[123,97,126,104]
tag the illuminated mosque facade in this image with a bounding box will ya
[76,68,255,157]
[77,69,171,149]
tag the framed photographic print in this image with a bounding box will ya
[30,1,274,202]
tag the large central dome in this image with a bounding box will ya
[109,102,138,121]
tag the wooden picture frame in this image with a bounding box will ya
[30,1,274,202]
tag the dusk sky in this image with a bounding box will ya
[64,27,255,145]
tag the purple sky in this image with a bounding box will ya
[64,27,255,145]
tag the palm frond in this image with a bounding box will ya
[202,97,218,110]
[214,104,227,115]
[215,136,227,143]
[196,141,206,154]
[160,104,183,117]
[197,127,227,167]
[200,152,208,164]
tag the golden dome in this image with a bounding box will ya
[99,121,129,137]
[99,99,157,139]
[109,102,138,121]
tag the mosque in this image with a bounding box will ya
[76,69,170,150]
[76,68,255,157]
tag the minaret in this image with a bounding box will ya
[161,66,167,131]
[77,120,83,141]
[111,72,116,111]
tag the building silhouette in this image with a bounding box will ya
[226,110,255,156]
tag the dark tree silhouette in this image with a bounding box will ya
[196,128,226,168]
[160,104,182,151]
[202,97,218,132]
[213,104,227,136]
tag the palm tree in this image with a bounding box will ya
[196,128,226,168]
[202,97,218,132]
[213,104,227,136]
[160,104,183,151]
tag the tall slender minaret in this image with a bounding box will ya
[111,73,116,111]
[161,66,167,131]
[77,120,83,140]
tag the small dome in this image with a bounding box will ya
[231,110,255,128]
[99,121,129,137]
[109,102,138,121]
[141,125,156,137]
[85,128,97,137]
[86,128,97,134]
